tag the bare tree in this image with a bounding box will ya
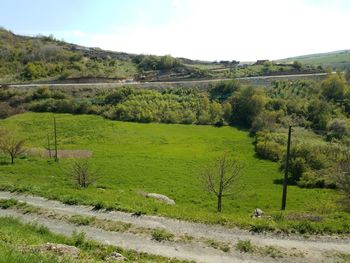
[0,130,26,164]
[70,159,97,188]
[202,153,244,212]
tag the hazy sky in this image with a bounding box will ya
[1,0,350,61]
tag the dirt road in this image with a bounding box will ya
[0,191,348,263]
[4,73,329,89]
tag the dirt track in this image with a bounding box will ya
[0,191,349,263]
[5,73,329,90]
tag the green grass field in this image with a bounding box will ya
[279,50,350,70]
[0,113,349,232]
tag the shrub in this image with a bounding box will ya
[256,141,282,161]
[326,119,349,140]
[0,102,20,119]
[298,171,325,188]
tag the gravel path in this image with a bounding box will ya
[0,191,349,263]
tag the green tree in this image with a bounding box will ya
[230,86,267,126]
[209,80,240,102]
[292,61,303,71]
[345,68,350,83]
[307,99,331,130]
[321,74,346,101]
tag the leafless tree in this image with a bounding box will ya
[70,159,97,188]
[202,153,244,212]
[0,130,26,164]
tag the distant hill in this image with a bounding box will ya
[278,50,350,70]
[0,27,326,84]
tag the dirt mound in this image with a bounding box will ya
[28,148,92,158]
[37,243,80,257]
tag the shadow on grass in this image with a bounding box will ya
[0,159,10,166]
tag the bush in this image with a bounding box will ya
[256,141,282,161]
[0,102,20,119]
[326,119,349,140]
[297,171,325,188]
[321,74,346,101]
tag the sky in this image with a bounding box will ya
[1,0,350,61]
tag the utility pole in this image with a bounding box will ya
[281,125,292,210]
[53,117,58,162]
[47,133,52,159]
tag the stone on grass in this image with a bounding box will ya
[146,193,176,205]
[252,208,264,218]
[105,251,127,261]
[39,243,80,258]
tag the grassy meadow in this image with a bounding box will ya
[0,113,349,233]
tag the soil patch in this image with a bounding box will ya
[28,148,92,158]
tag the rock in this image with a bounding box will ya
[252,208,264,218]
[146,193,176,205]
[105,251,127,261]
[39,243,80,258]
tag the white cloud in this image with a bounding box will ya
[58,0,350,61]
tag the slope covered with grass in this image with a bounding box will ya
[0,113,347,230]
[279,50,350,70]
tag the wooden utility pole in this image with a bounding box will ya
[47,134,52,158]
[53,117,58,162]
[281,125,292,210]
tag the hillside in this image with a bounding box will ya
[0,28,210,83]
[0,28,324,84]
[278,50,350,70]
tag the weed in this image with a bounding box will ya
[30,222,50,235]
[250,224,274,233]
[292,221,314,234]
[72,230,86,246]
[92,201,105,210]
[62,196,82,205]
[272,212,284,223]
[235,239,254,253]
[151,228,174,242]
[69,215,95,226]
[204,238,230,252]
[260,245,284,258]
[0,198,18,209]
[206,239,219,249]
